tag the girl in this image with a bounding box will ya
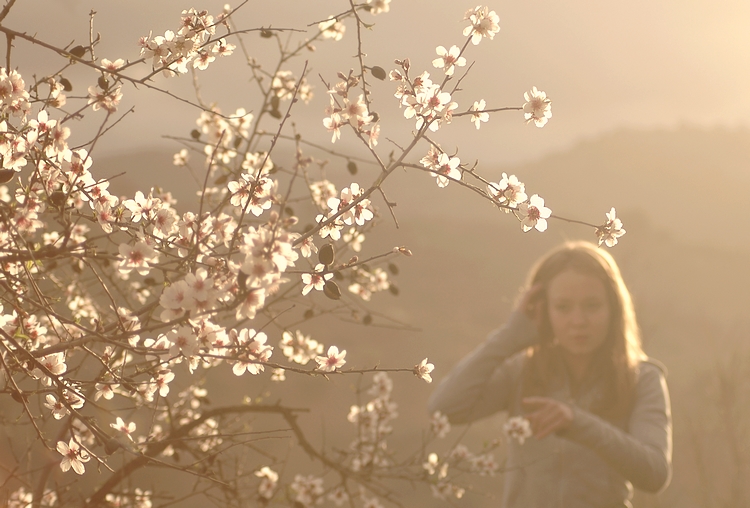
[428,241,672,508]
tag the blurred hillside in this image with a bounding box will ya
[97,126,750,507]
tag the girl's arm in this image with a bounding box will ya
[559,362,672,492]
[427,311,539,424]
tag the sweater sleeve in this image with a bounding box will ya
[559,362,673,492]
[427,311,539,424]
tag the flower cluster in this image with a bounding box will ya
[394,70,457,132]
[504,415,533,444]
[487,173,552,232]
[596,207,626,247]
[138,8,235,77]
[323,75,379,146]
[346,372,399,471]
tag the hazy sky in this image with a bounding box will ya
[9,0,750,165]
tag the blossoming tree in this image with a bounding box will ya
[0,1,625,506]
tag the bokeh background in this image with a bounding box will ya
[4,0,750,506]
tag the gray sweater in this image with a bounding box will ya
[427,312,672,508]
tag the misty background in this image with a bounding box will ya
[5,0,750,506]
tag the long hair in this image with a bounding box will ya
[520,241,646,421]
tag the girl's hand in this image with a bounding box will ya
[522,396,574,439]
[517,283,545,326]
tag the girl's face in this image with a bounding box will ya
[546,269,612,358]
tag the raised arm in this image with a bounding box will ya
[559,362,673,492]
[427,311,539,424]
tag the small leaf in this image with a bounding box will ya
[59,77,73,92]
[323,280,341,300]
[190,129,201,140]
[237,272,248,292]
[347,161,357,175]
[318,243,335,266]
[269,108,282,119]
[260,29,273,38]
[363,314,373,325]
[214,173,228,185]
[0,169,14,183]
[388,284,399,296]
[104,438,121,455]
[69,45,86,58]
[49,191,66,207]
[388,263,399,275]
[303,309,314,320]
[285,206,294,217]
[97,75,109,90]
[371,66,386,81]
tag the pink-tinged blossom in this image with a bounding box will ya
[118,241,158,276]
[463,6,500,45]
[470,99,489,129]
[34,352,66,385]
[319,16,345,41]
[301,264,333,295]
[343,228,365,252]
[88,85,123,113]
[431,153,461,188]
[523,86,552,127]
[298,236,318,258]
[327,183,373,226]
[291,474,325,507]
[123,190,155,223]
[63,386,85,410]
[94,382,117,401]
[160,280,195,311]
[315,213,344,240]
[57,438,90,475]
[143,335,171,366]
[367,123,380,148]
[152,207,178,238]
[504,415,532,444]
[487,172,527,210]
[366,0,390,15]
[431,411,451,438]
[432,45,466,76]
[368,371,393,398]
[517,194,551,232]
[281,330,323,365]
[471,453,499,476]
[328,486,349,506]
[415,358,434,383]
[173,148,189,166]
[153,369,175,397]
[316,345,346,372]
[235,286,266,320]
[423,452,442,476]
[596,207,626,247]
[255,466,279,499]
[323,112,344,143]
[167,325,199,358]
[110,416,136,441]
[341,95,369,125]
[100,58,124,74]
[232,328,272,375]
[44,394,69,420]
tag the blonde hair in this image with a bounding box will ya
[521,241,646,420]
